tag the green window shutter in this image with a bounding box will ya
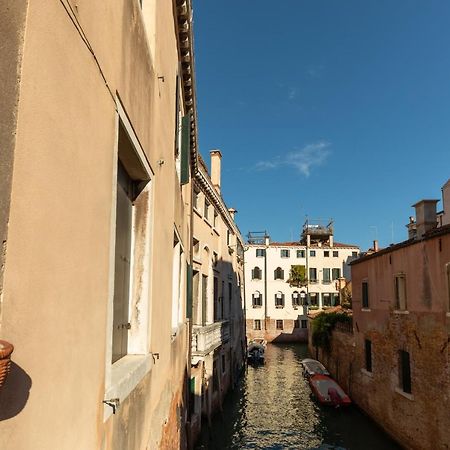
[180,115,191,185]
[186,263,193,318]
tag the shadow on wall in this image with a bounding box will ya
[0,362,32,421]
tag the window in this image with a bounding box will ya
[252,291,262,307]
[301,319,308,329]
[213,209,218,228]
[274,267,284,280]
[281,249,290,258]
[309,267,317,282]
[111,116,151,364]
[332,268,341,280]
[395,274,407,310]
[332,293,340,306]
[309,293,318,306]
[193,188,200,210]
[172,232,185,330]
[399,350,412,394]
[324,251,330,257]
[193,237,200,254]
[276,320,283,330]
[252,266,262,280]
[292,291,301,307]
[227,229,231,246]
[297,250,305,258]
[275,291,285,308]
[256,248,265,257]
[333,251,339,257]
[362,281,369,308]
[352,251,358,258]
[294,320,300,328]
[365,339,372,372]
[323,268,331,283]
[204,199,210,221]
[322,293,331,307]
[254,320,261,330]
[310,250,316,257]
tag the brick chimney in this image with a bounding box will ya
[442,179,450,226]
[210,150,222,193]
[412,199,438,239]
[373,240,379,252]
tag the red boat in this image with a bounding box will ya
[308,374,352,407]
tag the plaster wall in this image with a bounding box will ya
[0,1,191,449]
[245,242,358,342]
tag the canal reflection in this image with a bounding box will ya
[195,343,401,450]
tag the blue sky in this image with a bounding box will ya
[193,0,450,250]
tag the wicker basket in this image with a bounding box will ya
[0,340,14,388]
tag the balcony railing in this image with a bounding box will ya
[191,320,230,356]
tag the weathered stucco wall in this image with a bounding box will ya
[0,0,29,329]
[0,1,191,449]
[313,231,450,450]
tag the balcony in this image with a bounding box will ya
[191,320,230,357]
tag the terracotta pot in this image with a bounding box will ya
[0,340,14,388]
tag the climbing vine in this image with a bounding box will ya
[311,312,352,352]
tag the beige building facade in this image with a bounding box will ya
[0,1,200,449]
[245,225,359,342]
[189,151,246,442]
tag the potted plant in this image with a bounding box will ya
[0,340,14,388]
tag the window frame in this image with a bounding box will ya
[280,249,290,258]
[394,273,407,310]
[104,99,155,421]
[276,319,284,330]
[365,339,372,372]
[362,280,369,309]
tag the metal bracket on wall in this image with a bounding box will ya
[103,398,120,414]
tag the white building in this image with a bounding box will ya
[245,222,359,342]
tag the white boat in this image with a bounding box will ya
[300,358,330,378]
[247,338,266,364]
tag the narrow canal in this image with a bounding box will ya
[195,343,401,450]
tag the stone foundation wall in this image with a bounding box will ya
[246,318,308,343]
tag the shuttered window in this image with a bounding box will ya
[362,281,369,308]
[180,115,190,185]
[112,161,136,363]
[399,350,412,394]
[365,339,372,372]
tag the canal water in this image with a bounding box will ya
[195,343,401,450]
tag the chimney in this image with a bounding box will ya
[406,216,417,240]
[210,150,222,193]
[228,208,237,221]
[329,235,334,248]
[442,179,450,226]
[412,199,438,239]
[373,240,379,252]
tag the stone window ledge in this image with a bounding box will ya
[361,308,371,312]
[393,310,409,315]
[446,312,450,318]
[193,207,202,218]
[361,368,373,378]
[104,354,153,421]
[395,387,414,401]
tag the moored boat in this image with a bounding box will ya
[301,358,330,378]
[308,374,351,407]
[247,338,266,364]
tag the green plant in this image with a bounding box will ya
[287,265,307,287]
[311,312,352,352]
